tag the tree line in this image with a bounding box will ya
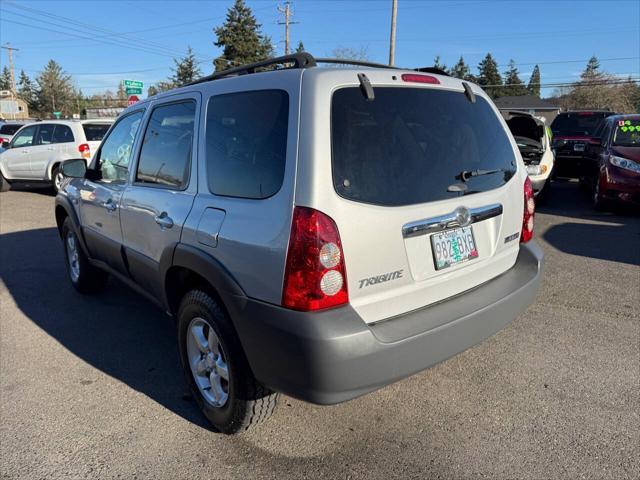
[2,0,637,118]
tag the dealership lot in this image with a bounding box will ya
[0,182,638,479]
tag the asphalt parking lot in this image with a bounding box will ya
[1,182,638,479]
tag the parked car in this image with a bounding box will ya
[581,114,640,210]
[0,121,29,151]
[0,119,113,192]
[501,110,554,200]
[54,53,543,434]
[550,110,616,178]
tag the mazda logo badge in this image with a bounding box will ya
[455,206,472,227]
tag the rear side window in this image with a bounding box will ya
[206,90,289,199]
[83,123,110,142]
[332,87,517,207]
[36,124,55,145]
[53,125,74,143]
[135,101,196,189]
[0,124,23,135]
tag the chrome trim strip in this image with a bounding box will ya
[402,203,503,239]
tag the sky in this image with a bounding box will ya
[0,0,638,99]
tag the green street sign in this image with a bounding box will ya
[125,87,143,95]
[123,80,143,88]
[53,111,62,119]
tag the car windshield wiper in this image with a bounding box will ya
[458,168,503,182]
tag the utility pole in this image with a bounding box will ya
[388,0,398,66]
[1,43,19,93]
[277,1,299,55]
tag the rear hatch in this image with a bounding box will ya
[82,122,112,152]
[299,70,526,324]
[551,111,613,156]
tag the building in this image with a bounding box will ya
[0,90,29,120]
[493,95,560,124]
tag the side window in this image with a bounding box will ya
[135,101,196,189]
[96,111,144,183]
[52,125,74,143]
[36,124,55,145]
[206,90,289,199]
[11,125,37,147]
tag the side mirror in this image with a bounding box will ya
[1,141,10,149]
[60,158,87,178]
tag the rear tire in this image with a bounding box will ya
[52,165,63,193]
[0,173,10,192]
[62,217,108,293]
[177,289,278,434]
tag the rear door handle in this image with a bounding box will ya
[154,212,174,229]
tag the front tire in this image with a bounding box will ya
[52,165,63,193]
[593,177,609,211]
[62,217,108,293]
[177,289,278,434]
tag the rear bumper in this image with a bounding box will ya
[224,242,544,405]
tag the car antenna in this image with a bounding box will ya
[462,82,476,103]
[357,73,375,101]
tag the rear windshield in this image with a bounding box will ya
[0,124,23,135]
[331,87,517,206]
[551,112,611,137]
[82,123,111,141]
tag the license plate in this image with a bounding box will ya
[573,143,586,152]
[431,226,479,271]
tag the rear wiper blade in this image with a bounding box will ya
[458,168,503,182]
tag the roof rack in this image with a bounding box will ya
[186,53,450,87]
[414,67,450,76]
[186,52,317,85]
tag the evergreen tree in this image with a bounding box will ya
[0,66,11,90]
[17,70,38,113]
[36,60,76,117]
[582,55,600,79]
[503,59,528,96]
[213,0,273,72]
[295,41,305,53]
[171,47,202,86]
[477,53,502,98]
[449,56,470,80]
[527,65,541,97]
[433,55,447,72]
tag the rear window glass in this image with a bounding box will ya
[83,123,111,141]
[332,87,517,207]
[551,112,612,136]
[0,124,23,135]
[206,90,289,199]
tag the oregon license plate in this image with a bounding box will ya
[431,226,479,270]
[573,143,586,152]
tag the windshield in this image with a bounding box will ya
[551,112,611,137]
[331,87,517,207]
[612,120,640,147]
[0,124,23,135]
[83,123,111,141]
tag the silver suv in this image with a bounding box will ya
[55,53,543,434]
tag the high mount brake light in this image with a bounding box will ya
[401,73,440,85]
[78,143,91,159]
[521,177,535,243]
[282,207,349,311]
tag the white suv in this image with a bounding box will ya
[55,54,543,433]
[0,119,113,192]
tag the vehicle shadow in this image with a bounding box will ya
[0,226,210,429]
[539,182,640,266]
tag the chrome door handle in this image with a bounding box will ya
[102,199,117,212]
[154,212,174,229]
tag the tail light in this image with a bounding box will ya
[0,137,7,144]
[78,143,91,159]
[282,207,348,311]
[521,177,535,243]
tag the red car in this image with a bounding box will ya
[583,114,640,210]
